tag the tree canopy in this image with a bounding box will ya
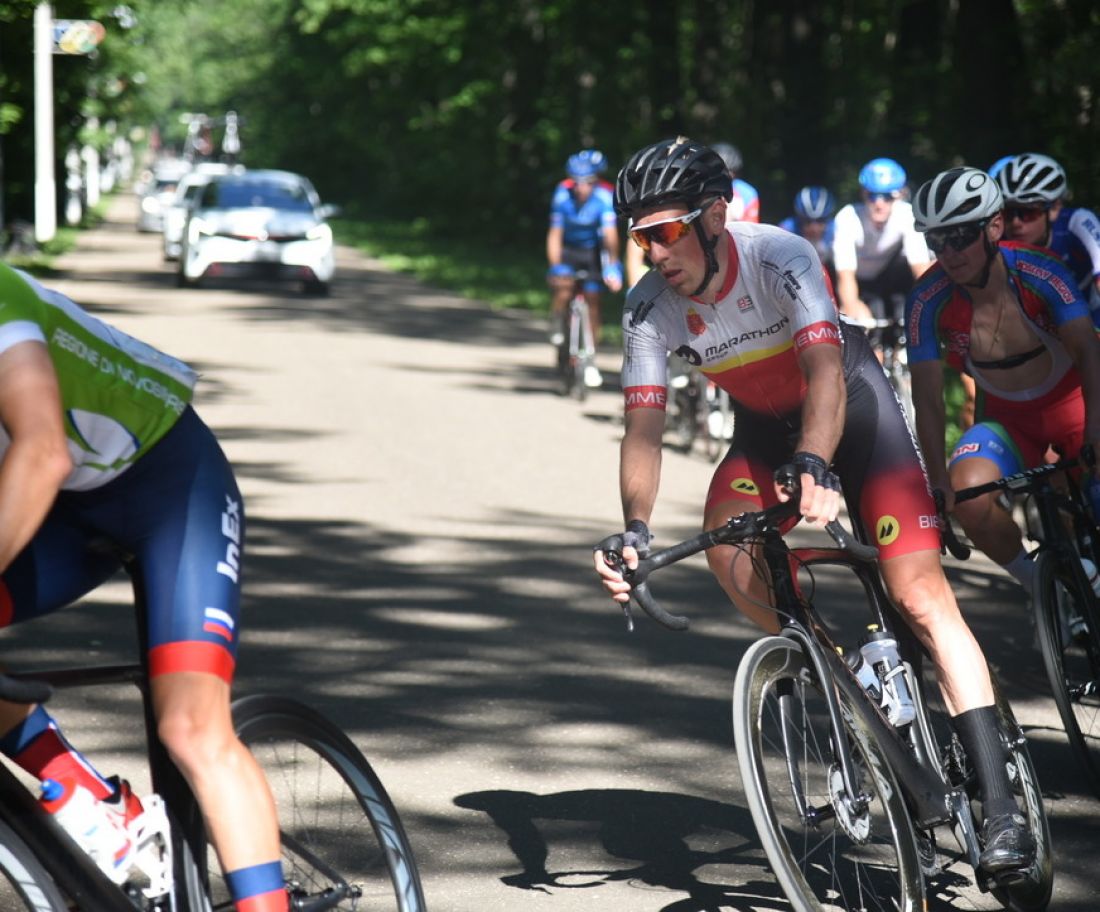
[2,0,1097,247]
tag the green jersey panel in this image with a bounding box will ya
[0,265,197,490]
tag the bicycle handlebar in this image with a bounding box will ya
[602,479,879,631]
[937,450,1092,561]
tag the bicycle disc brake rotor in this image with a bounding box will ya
[828,763,871,843]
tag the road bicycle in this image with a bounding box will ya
[553,271,599,401]
[945,451,1100,798]
[665,355,734,461]
[603,473,1053,912]
[850,314,915,429]
[0,557,427,912]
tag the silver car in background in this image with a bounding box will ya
[136,159,191,232]
[161,162,237,261]
[177,170,337,294]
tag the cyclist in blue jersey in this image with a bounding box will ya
[0,265,289,911]
[779,186,837,280]
[906,168,1100,610]
[994,153,1100,314]
[547,150,623,387]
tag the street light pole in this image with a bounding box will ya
[34,2,57,244]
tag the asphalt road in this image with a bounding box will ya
[11,194,1099,911]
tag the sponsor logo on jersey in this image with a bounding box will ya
[704,316,790,358]
[793,320,840,352]
[951,442,981,459]
[624,385,667,411]
[215,494,242,584]
[676,344,701,366]
[730,478,760,496]
[737,295,754,312]
[1018,258,1077,304]
[876,515,901,546]
[686,307,706,336]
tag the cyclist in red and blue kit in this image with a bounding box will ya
[907,167,1100,602]
[546,150,623,382]
[592,138,1035,874]
[994,153,1100,314]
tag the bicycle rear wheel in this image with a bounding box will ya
[205,695,426,912]
[733,636,924,911]
[1033,549,1100,796]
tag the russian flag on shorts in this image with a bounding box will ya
[203,607,235,642]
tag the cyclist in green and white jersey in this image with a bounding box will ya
[0,263,289,911]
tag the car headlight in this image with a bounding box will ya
[141,197,160,214]
[306,223,332,242]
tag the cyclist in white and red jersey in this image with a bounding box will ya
[0,264,288,911]
[833,157,931,331]
[994,153,1100,314]
[907,167,1100,600]
[593,137,1035,875]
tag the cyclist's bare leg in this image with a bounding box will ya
[582,290,602,346]
[152,672,281,875]
[879,547,993,715]
[703,499,782,634]
[548,276,573,325]
[949,456,1023,565]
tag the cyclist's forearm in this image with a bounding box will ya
[795,348,844,462]
[620,412,664,524]
[546,228,563,265]
[911,363,950,488]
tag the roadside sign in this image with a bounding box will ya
[52,19,106,55]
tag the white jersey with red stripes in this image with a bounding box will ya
[622,222,840,418]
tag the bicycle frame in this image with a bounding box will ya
[754,527,957,830]
[0,564,206,912]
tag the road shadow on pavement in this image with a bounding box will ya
[454,788,785,912]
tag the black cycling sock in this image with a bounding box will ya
[952,705,1019,819]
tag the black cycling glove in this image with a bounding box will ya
[788,451,840,492]
[595,519,652,558]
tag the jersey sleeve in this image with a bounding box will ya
[0,267,49,357]
[758,231,840,352]
[595,187,617,230]
[905,269,950,365]
[548,184,569,229]
[830,204,860,273]
[1068,208,1100,279]
[621,278,671,412]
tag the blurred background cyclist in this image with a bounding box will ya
[779,185,838,282]
[994,152,1100,315]
[546,149,623,387]
[832,156,931,334]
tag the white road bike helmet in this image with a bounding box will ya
[913,167,1003,232]
[994,153,1067,206]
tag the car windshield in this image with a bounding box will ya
[211,180,314,212]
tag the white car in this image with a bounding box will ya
[136,159,191,232]
[177,170,337,294]
[161,163,237,261]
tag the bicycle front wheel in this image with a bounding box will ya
[733,636,924,912]
[0,819,68,911]
[1033,549,1100,796]
[206,696,427,912]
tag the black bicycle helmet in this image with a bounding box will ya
[711,142,743,175]
[614,137,733,220]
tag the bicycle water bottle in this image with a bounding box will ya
[40,777,134,884]
[858,627,916,727]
